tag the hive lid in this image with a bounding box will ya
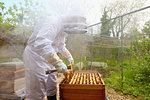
[0,62,24,71]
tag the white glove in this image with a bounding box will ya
[68,57,74,65]
[55,61,68,73]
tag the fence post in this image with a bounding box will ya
[91,28,93,70]
[130,38,133,66]
[121,17,124,88]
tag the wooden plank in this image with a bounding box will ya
[0,63,16,71]
[0,93,26,100]
[0,62,25,95]
[14,88,25,95]
[59,70,106,100]
[62,97,105,100]
[0,69,25,80]
[14,70,25,79]
[0,71,14,80]
[14,78,25,92]
[0,80,14,94]
[61,90,105,100]
[60,83,105,90]
[60,88,105,100]
[62,89,105,95]
[0,78,25,94]
[0,62,23,71]
[0,69,24,73]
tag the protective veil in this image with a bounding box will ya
[23,16,69,100]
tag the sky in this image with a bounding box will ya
[1,0,150,26]
[0,0,107,24]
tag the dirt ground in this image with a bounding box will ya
[106,87,143,100]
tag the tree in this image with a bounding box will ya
[124,27,141,39]
[142,20,150,38]
[0,2,20,34]
[0,1,46,58]
[105,0,147,38]
[18,0,46,27]
[100,8,111,36]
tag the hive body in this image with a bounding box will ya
[0,62,25,94]
[59,70,106,100]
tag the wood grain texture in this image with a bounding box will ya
[0,62,25,94]
[0,78,25,94]
[59,70,106,100]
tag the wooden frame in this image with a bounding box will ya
[59,70,106,100]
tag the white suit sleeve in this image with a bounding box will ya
[58,34,73,59]
[57,32,67,53]
[58,40,67,53]
[59,44,74,64]
[34,24,57,58]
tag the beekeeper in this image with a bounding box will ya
[23,7,87,100]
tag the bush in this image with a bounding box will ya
[104,38,150,100]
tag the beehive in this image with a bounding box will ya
[59,70,106,100]
[0,62,25,95]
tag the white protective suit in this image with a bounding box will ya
[23,16,70,100]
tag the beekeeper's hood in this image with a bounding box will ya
[61,6,87,34]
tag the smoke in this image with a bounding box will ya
[38,0,105,25]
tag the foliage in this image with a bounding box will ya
[106,0,146,38]
[0,1,47,59]
[18,0,45,26]
[0,0,45,35]
[125,27,141,39]
[0,2,20,34]
[131,37,150,85]
[104,37,150,100]
[142,20,150,38]
[100,8,111,36]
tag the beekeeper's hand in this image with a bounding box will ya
[56,61,68,73]
[68,57,74,65]
[45,52,68,73]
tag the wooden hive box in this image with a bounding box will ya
[59,70,106,100]
[0,62,25,95]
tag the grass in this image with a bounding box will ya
[71,57,150,100]
[103,59,150,100]
[0,58,12,63]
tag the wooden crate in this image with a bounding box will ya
[0,62,25,94]
[59,70,106,100]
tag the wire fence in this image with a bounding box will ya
[67,6,150,88]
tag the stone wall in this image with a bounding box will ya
[0,45,24,58]
[0,39,25,59]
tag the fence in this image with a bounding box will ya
[66,6,150,88]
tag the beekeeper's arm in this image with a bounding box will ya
[58,33,74,65]
[34,23,67,73]
[60,48,74,65]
